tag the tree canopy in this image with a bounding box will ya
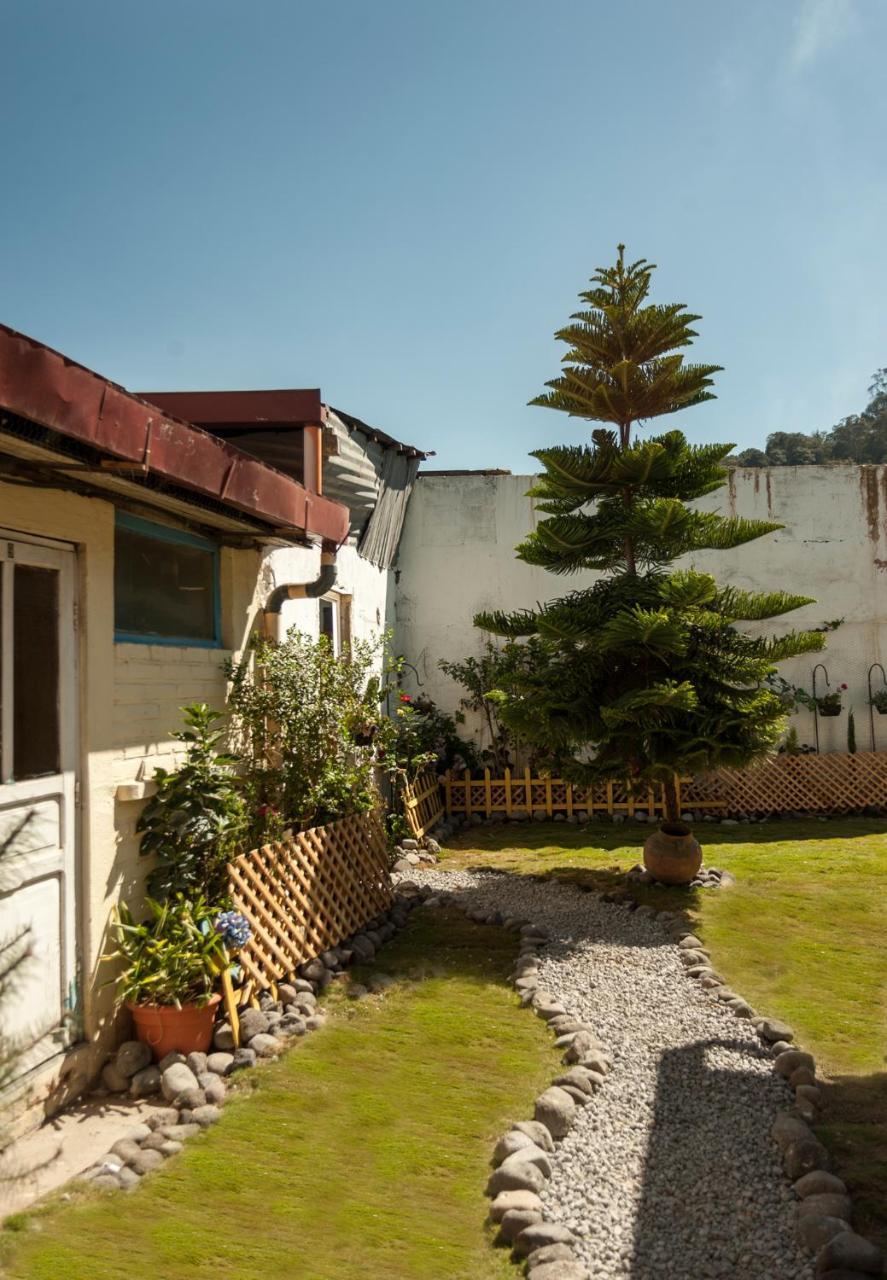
[733,369,887,467]
[476,247,824,821]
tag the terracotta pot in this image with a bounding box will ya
[643,823,702,886]
[127,993,221,1062]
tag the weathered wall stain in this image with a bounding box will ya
[859,466,881,543]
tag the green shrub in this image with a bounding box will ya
[137,704,246,900]
[225,631,391,843]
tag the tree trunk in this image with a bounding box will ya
[663,774,681,825]
[619,421,636,574]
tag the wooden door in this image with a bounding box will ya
[0,533,78,1085]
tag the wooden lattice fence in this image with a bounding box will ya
[441,752,887,820]
[223,810,392,1036]
[683,751,887,815]
[400,768,445,838]
[442,768,721,819]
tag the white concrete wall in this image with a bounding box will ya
[269,541,393,660]
[395,466,887,757]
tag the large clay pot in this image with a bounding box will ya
[127,993,221,1062]
[643,823,702,886]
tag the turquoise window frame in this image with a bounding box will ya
[114,512,222,648]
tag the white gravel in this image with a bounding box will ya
[401,868,814,1280]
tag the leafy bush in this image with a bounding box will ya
[225,631,391,843]
[387,691,477,780]
[137,704,246,901]
[439,641,529,772]
[106,895,233,1008]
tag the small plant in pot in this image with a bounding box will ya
[817,684,847,716]
[106,895,250,1061]
[870,689,887,716]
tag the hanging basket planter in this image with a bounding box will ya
[816,683,847,717]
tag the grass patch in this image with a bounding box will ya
[0,909,557,1280]
[438,817,887,1249]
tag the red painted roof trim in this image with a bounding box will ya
[140,388,325,427]
[0,326,349,545]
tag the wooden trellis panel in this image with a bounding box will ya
[400,769,445,838]
[227,810,393,1001]
[441,753,887,820]
[684,751,887,815]
[442,768,716,818]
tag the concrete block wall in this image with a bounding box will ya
[394,465,887,760]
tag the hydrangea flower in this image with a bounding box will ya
[214,910,252,950]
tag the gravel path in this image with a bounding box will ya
[401,868,814,1280]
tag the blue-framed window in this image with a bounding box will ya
[114,512,222,647]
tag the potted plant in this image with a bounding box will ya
[871,689,887,715]
[106,895,249,1060]
[817,684,847,716]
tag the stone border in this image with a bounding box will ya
[654,903,885,1279]
[419,876,885,1280]
[79,888,434,1193]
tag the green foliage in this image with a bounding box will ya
[137,704,246,901]
[477,246,825,818]
[439,643,524,771]
[848,709,857,754]
[106,895,228,1008]
[387,692,477,780]
[870,688,887,713]
[225,631,390,843]
[734,367,887,466]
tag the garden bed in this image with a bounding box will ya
[0,911,558,1280]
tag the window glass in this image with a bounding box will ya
[319,598,336,651]
[13,564,60,779]
[115,516,218,644]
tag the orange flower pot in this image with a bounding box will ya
[127,993,221,1062]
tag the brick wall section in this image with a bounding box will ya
[112,644,231,785]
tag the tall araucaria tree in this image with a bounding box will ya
[476,247,824,824]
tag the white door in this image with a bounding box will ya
[0,533,78,1085]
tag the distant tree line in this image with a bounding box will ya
[732,368,887,466]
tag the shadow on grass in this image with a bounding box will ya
[818,1071,887,1254]
[445,816,887,853]
[0,909,557,1280]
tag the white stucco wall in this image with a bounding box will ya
[395,466,887,757]
[268,541,393,659]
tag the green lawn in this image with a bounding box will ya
[436,816,887,1249]
[1,911,558,1280]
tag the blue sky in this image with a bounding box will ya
[2,0,886,471]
